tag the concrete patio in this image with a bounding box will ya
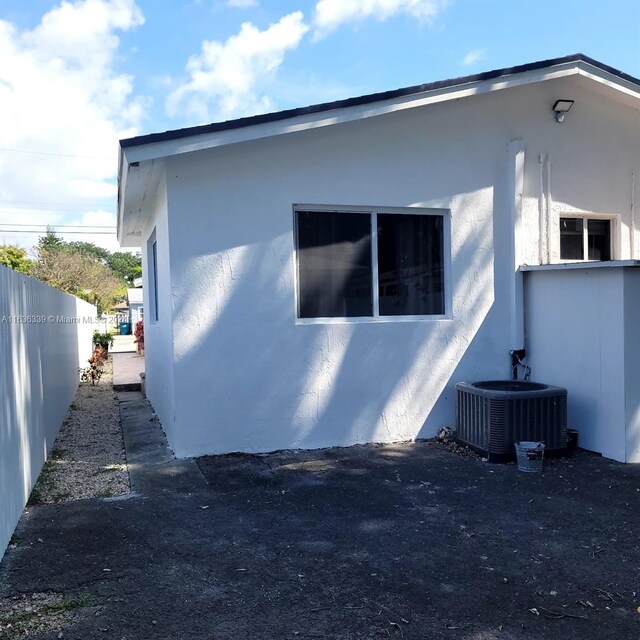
[1,393,639,639]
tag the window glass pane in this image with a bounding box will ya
[560,217,584,260]
[377,214,444,316]
[296,211,372,318]
[151,240,159,322]
[587,219,611,261]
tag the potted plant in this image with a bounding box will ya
[92,331,114,353]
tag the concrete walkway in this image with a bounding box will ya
[112,352,145,392]
[110,334,137,353]
[118,391,206,494]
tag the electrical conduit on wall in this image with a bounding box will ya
[507,140,526,353]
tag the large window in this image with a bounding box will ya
[295,207,447,321]
[560,216,612,262]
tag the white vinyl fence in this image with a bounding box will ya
[0,266,95,556]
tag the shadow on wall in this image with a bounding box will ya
[166,180,512,457]
[150,81,640,457]
[164,105,542,455]
[0,266,94,555]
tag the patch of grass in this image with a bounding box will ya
[94,464,125,476]
[0,593,93,628]
[27,454,61,505]
[9,533,19,546]
[51,492,71,503]
[98,490,115,499]
[69,402,78,411]
[27,485,44,506]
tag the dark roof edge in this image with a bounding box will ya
[120,54,640,150]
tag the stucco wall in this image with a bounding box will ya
[140,175,177,446]
[141,74,639,458]
[518,78,640,266]
[0,266,95,555]
[164,86,509,456]
[525,265,640,462]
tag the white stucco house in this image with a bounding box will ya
[117,54,640,462]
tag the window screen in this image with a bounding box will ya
[560,218,584,260]
[560,217,611,262]
[296,211,372,318]
[377,214,444,316]
[587,219,611,261]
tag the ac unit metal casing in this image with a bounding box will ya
[455,381,568,462]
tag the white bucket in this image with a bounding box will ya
[515,441,545,473]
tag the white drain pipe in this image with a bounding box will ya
[507,141,526,352]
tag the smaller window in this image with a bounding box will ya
[586,219,611,261]
[147,231,159,322]
[560,217,612,262]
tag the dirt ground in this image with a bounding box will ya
[1,423,639,639]
[194,444,640,639]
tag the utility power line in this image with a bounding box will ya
[0,199,110,207]
[0,229,116,235]
[0,147,111,161]
[0,204,110,212]
[0,223,115,229]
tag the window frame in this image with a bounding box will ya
[557,212,619,263]
[293,204,452,324]
[147,229,159,324]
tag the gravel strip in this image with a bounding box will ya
[29,358,130,504]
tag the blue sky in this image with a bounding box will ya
[0,0,638,250]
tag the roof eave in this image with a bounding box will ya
[119,57,640,166]
[115,54,640,248]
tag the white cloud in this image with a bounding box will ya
[313,0,447,38]
[462,47,487,66]
[226,0,258,8]
[167,12,308,122]
[0,0,147,251]
[75,210,121,252]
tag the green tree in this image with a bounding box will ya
[64,241,110,263]
[106,251,142,284]
[33,248,125,314]
[38,226,64,252]
[31,229,140,311]
[0,245,33,274]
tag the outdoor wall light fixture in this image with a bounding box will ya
[553,99,574,123]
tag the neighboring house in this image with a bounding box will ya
[117,54,640,462]
[113,300,129,331]
[113,300,128,316]
[127,287,144,326]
